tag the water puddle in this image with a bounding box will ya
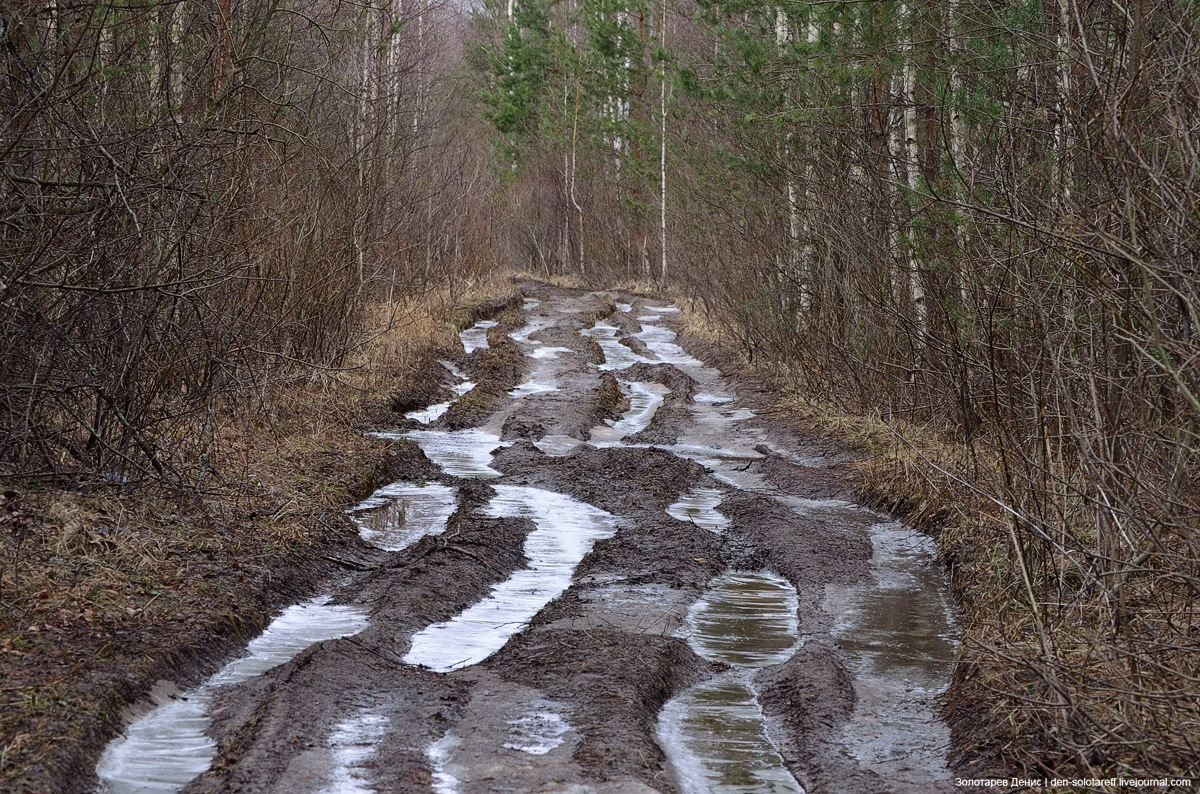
[824,523,959,784]
[523,298,541,310]
[694,393,734,404]
[681,572,801,666]
[636,323,706,369]
[403,486,616,672]
[615,302,633,313]
[647,305,681,314]
[96,597,369,794]
[502,705,570,755]
[580,322,652,371]
[658,571,804,794]
[405,362,476,425]
[590,381,670,443]
[532,434,584,456]
[459,319,498,354]
[346,481,457,552]
[376,428,510,478]
[509,372,559,398]
[659,672,803,794]
[321,709,389,794]
[666,443,768,491]
[509,316,555,346]
[667,488,730,533]
[528,345,573,360]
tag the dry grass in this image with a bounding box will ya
[0,274,520,792]
[674,302,1200,783]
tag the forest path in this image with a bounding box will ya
[95,282,959,794]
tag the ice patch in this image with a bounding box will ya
[503,707,570,755]
[427,734,461,794]
[321,709,389,794]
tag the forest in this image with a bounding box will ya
[1,0,1198,787]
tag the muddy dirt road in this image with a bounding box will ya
[93,284,961,794]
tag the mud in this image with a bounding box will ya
[88,282,962,794]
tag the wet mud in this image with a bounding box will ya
[90,282,961,794]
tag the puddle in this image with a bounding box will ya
[658,672,804,794]
[459,320,498,354]
[778,496,876,526]
[322,709,389,794]
[96,597,369,794]
[580,322,652,371]
[503,706,570,755]
[377,428,510,478]
[615,303,633,312]
[636,323,706,369]
[658,572,804,794]
[405,362,476,425]
[509,317,556,346]
[509,372,559,398]
[523,298,541,310]
[532,435,584,456]
[346,481,457,552]
[824,522,960,785]
[403,486,616,672]
[646,305,681,313]
[694,393,734,404]
[681,572,801,667]
[528,345,573,360]
[665,443,768,491]
[667,488,730,533]
[590,381,670,443]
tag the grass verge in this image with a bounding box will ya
[0,273,518,793]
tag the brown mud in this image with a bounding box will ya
[80,282,963,794]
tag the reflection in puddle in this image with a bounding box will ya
[615,303,633,312]
[322,709,389,794]
[825,522,959,785]
[503,707,570,755]
[404,486,616,672]
[590,381,670,442]
[459,319,498,354]
[376,428,510,478]
[580,322,652,371]
[682,572,801,667]
[667,488,730,533]
[659,572,804,794]
[659,672,803,794]
[96,598,369,793]
[346,481,457,552]
[405,362,476,425]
